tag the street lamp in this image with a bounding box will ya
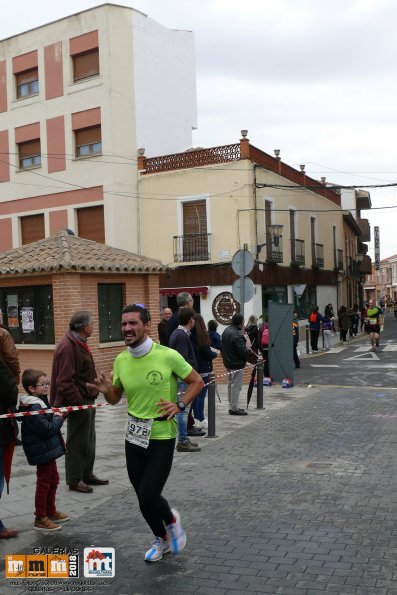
[256,224,283,259]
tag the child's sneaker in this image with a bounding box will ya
[49,511,70,523]
[166,508,186,554]
[34,517,62,532]
[144,537,170,562]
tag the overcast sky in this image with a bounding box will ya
[1,0,396,259]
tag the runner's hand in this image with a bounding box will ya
[87,372,113,394]
[156,398,180,420]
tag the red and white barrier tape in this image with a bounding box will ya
[0,362,260,419]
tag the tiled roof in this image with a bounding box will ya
[0,230,165,275]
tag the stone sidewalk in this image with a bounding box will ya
[2,378,397,594]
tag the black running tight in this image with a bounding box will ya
[125,438,175,537]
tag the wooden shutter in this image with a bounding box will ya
[290,209,296,261]
[77,205,105,243]
[75,126,101,146]
[183,201,207,235]
[182,201,208,261]
[73,49,99,81]
[265,200,272,260]
[21,214,45,245]
[19,139,40,158]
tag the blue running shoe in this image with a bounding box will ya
[144,537,170,562]
[166,508,187,554]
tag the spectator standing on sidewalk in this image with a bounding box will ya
[167,292,194,340]
[167,293,201,437]
[158,307,173,346]
[221,314,251,416]
[89,304,203,562]
[293,312,301,367]
[338,305,353,343]
[351,304,360,336]
[50,311,108,494]
[169,308,203,452]
[19,369,69,533]
[258,315,270,376]
[322,315,333,350]
[245,315,260,405]
[324,303,336,334]
[191,314,218,429]
[360,304,368,331]
[308,306,323,352]
[0,309,20,539]
[208,320,222,350]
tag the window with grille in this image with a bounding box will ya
[0,286,54,344]
[18,139,41,169]
[16,68,39,99]
[73,49,99,82]
[98,284,124,342]
[75,125,102,158]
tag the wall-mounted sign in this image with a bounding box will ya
[7,295,19,328]
[212,291,240,325]
[21,307,34,332]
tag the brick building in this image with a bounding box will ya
[0,229,164,377]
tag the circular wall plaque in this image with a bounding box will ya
[212,291,240,325]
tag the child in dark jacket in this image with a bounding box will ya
[19,369,68,532]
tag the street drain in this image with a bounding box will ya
[305,462,333,469]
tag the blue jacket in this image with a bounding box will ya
[19,394,65,466]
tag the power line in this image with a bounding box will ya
[2,155,397,210]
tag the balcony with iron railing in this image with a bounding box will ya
[291,238,305,266]
[266,236,283,263]
[314,243,324,268]
[173,233,211,263]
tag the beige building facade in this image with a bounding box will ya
[138,134,372,327]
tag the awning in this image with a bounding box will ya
[159,286,209,297]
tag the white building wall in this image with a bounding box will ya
[133,11,197,156]
[316,285,338,316]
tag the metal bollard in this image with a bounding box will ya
[206,375,217,438]
[256,357,264,409]
[306,325,310,354]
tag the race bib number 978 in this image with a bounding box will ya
[125,415,153,449]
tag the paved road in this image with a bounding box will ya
[296,311,397,388]
[1,375,397,594]
[1,315,397,595]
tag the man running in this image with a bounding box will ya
[90,304,203,562]
[365,299,382,352]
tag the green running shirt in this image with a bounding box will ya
[113,343,192,440]
[366,306,381,325]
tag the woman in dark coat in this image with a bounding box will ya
[191,315,218,428]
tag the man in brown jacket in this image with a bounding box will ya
[50,311,108,493]
[0,309,20,538]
